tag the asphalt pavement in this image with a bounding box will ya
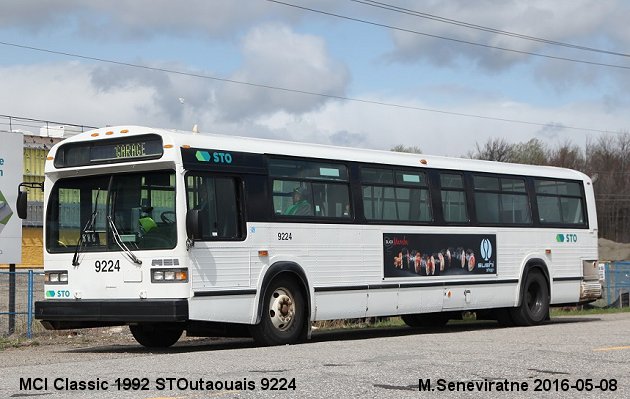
[1,313,629,398]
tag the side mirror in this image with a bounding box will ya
[16,190,28,219]
[16,182,44,219]
[186,209,201,240]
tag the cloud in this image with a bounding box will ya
[382,0,629,74]
[215,23,350,121]
[1,61,628,157]
[0,0,343,40]
[536,122,567,139]
[0,1,84,33]
[0,61,204,129]
[89,62,218,123]
[0,0,270,39]
[328,130,368,147]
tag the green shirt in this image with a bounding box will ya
[285,200,312,216]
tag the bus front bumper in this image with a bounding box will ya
[35,299,188,330]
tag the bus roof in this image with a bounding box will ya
[49,125,590,182]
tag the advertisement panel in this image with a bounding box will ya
[0,131,23,264]
[383,233,496,278]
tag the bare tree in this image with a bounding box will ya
[468,137,513,162]
[467,133,630,242]
[391,144,422,154]
[547,140,585,170]
[585,132,630,242]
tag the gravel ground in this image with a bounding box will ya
[1,313,629,399]
[1,325,250,366]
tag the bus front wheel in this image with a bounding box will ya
[250,276,306,346]
[510,270,549,326]
[129,323,184,348]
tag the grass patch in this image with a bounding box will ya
[314,308,630,332]
[313,313,480,331]
[551,306,630,317]
[313,317,406,331]
[368,317,405,329]
[0,337,39,350]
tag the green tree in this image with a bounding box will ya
[510,138,548,165]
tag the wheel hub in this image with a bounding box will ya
[269,288,295,331]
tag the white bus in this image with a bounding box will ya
[20,126,601,347]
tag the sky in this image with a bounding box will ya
[0,0,629,157]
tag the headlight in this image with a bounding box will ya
[45,271,68,285]
[151,268,188,283]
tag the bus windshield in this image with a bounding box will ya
[46,170,177,252]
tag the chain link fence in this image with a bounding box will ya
[602,261,630,307]
[0,269,44,338]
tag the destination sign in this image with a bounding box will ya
[55,134,163,167]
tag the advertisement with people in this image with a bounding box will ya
[383,233,497,278]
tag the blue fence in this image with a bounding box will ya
[603,261,630,307]
[0,269,42,338]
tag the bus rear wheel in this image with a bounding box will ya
[510,270,549,326]
[129,323,184,348]
[250,276,306,346]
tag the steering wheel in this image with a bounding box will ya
[160,211,176,224]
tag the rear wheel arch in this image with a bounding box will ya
[518,258,550,306]
[511,259,551,326]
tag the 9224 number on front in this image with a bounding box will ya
[95,260,121,273]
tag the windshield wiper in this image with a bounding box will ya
[72,189,100,266]
[107,215,142,265]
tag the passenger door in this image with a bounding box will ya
[186,174,250,290]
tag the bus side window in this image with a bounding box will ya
[534,179,585,225]
[186,175,243,240]
[439,173,468,223]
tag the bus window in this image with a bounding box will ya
[46,171,176,252]
[46,176,109,252]
[535,179,586,225]
[272,180,350,218]
[270,158,351,219]
[439,173,468,223]
[362,167,432,223]
[186,174,243,240]
[473,175,531,225]
[109,171,177,250]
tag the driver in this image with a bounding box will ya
[284,187,313,216]
[139,206,157,234]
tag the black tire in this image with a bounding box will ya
[129,323,184,348]
[401,312,449,328]
[250,276,306,346]
[510,270,549,326]
[494,308,516,327]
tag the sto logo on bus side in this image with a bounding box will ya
[195,150,233,164]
